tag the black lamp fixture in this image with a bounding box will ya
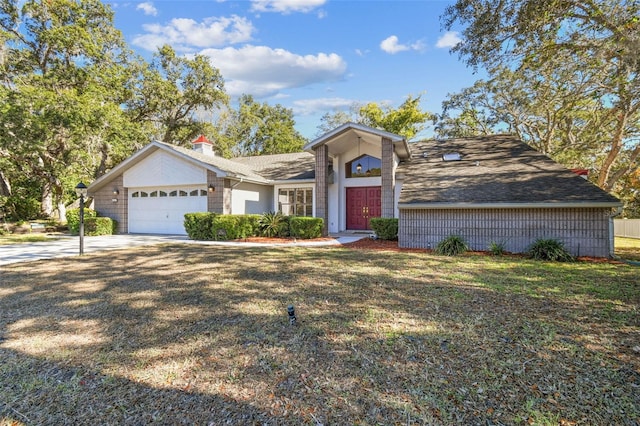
[208,184,215,192]
[356,136,363,174]
[112,188,119,195]
[75,182,88,256]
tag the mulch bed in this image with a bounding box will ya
[237,237,623,263]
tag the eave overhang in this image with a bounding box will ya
[398,201,623,210]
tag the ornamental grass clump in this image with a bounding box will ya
[258,211,289,237]
[527,238,574,262]
[435,235,469,256]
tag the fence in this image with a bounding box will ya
[614,219,640,239]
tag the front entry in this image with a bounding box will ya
[346,186,381,230]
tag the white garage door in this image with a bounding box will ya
[129,187,208,235]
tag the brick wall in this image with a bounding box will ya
[381,137,395,218]
[91,174,128,234]
[207,170,228,213]
[314,144,329,236]
[399,207,613,257]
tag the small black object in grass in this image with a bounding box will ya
[287,305,297,325]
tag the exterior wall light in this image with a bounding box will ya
[208,184,215,192]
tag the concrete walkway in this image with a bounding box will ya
[0,234,367,267]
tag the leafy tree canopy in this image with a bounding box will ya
[442,0,640,215]
[316,94,433,140]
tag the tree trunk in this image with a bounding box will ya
[597,108,628,191]
[41,181,54,217]
[0,170,11,196]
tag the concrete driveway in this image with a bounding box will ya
[0,234,363,266]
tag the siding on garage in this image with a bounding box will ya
[398,207,613,257]
[92,174,128,234]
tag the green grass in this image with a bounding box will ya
[0,234,51,244]
[0,244,638,425]
[616,236,640,261]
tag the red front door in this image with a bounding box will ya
[346,187,381,230]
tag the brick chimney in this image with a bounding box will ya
[192,135,215,156]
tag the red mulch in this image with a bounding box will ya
[232,237,621,263]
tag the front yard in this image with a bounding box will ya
[0,244,638,425]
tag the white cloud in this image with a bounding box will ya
[292,97,354,115]
[136,2,158,16]
[132,15,255,51]
[436,31,462,48]
[200,45,347,97]
[250,0,326,14]
[380,35,425,54]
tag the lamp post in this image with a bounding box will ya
[75,182,88,255]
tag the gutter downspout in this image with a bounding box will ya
[231,178,244,189]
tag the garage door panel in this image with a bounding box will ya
[129,188,207,235]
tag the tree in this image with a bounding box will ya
[218,94,307,157]
[315,94,433,140]
[126,45,228,146]
[0,0,138,219]
[442,0,640,199]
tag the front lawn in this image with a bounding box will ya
[0,245,638,425]
[616,236,640,262]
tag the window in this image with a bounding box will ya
[159,191,168,197]
[169,191,177,197]
[190,190,199,196]
[132,191,139,198]
[346,155,381,178]
[278,188,313,216]
[140,191,148,198]
[149,191,158,197]
[179,190,188,197]
[200,189,207,196]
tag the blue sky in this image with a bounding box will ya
[108,0,484,140]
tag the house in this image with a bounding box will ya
[89,123,621,257]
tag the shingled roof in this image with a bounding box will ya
[398,135,621,207]
[156,142,268,183]
[233,152,315,181]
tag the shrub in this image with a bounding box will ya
[234,214,262,239]
[259,212,289,238]
[370,218,398,240]
[85,217,117,236]
[488,240,506,256]
[66,208,98,235]
[435,235,469,256]
[289,217,323,239]
[184,212,216,240]
[527,238,574,262]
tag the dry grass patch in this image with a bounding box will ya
[0,244,638,425]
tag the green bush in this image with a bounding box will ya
[4,195,41,221]
[370,217,398,240]
[66,208,98,235]
[184,212,216,240]
[211,215,239,240]
[289,217,323,239]
[85,217,117,236]
[488,240,506,256]
[259,212,289,238]
[435,235,469,256]
[234,214,262,239]
[527,238,574,262]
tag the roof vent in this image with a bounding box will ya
[442,152,462,162]
[422,152,428,158]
